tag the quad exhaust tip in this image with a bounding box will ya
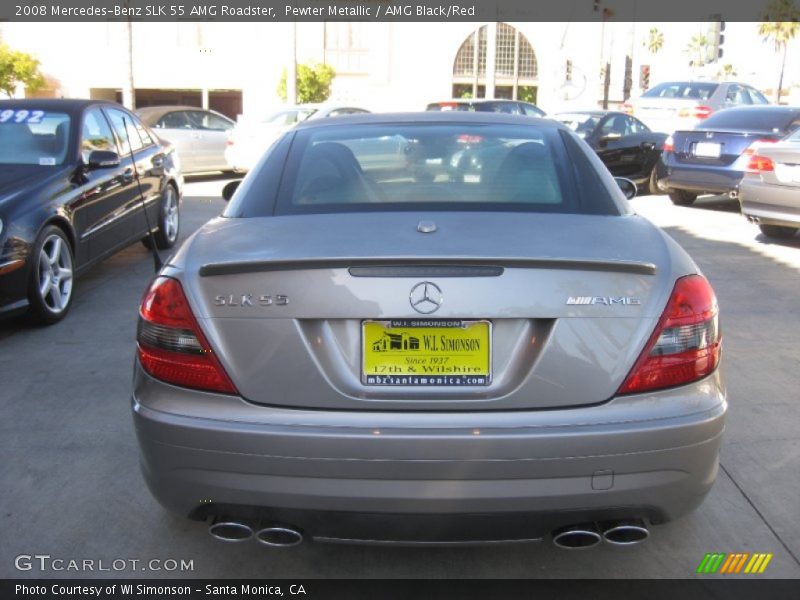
[208,519,254,543]
[255,525,304,548]
[552,523,603,550]
[601,519,650,545]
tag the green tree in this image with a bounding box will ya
[758,0,800,103]
[716,63,737,80]
[277,62,336,104]
[644,27,664,54]
[686,34,710,67]
[0,43,45,98]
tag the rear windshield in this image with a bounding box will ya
[700,109,798,132]
[236,123,619,217]
[0,108,71,165]
[553,113,601,137]
[641,82,718,101]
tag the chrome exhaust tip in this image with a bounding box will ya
[208,519,254,543]
[552,523,602,550]
[601,519,650,545]
[255,525,304,548]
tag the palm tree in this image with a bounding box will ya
[644,27,664,54]
[758,0,800,103]
[717,63,737,80]
[686,34,710,68]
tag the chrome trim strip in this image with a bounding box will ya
[200,258,657,277]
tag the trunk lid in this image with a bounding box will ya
[670,128,781,167]
[172,212,678,411]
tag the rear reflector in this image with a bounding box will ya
[746,154,775,173]
[663,135,674,152]
[137,276,237,394]
[619,275,720,395]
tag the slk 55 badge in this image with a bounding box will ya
[214,294,289,307]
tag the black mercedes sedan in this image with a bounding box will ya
[553,111,668,195]
[0,99,183,324]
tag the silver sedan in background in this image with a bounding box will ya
[132,113,725,549]
[136,105,235,174]
[740,127,800,239]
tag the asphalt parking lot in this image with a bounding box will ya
[1,178,799,579]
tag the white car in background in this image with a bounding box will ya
[225,104,370,173]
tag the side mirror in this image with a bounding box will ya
[614,177,637,200]
[86,150,121,169]
[222,180,242,202]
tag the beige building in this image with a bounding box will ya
[1,21,797,117]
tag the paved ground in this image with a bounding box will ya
[1,179,799,579]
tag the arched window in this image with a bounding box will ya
[452,24,538,102]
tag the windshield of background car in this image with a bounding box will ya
[641,82,718,100]
[264,109,317,125]
[0,109,71,165]
[700,109,798,132]
[553,113,601,138]
[237,123,620,217]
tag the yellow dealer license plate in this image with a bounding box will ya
[362,319,491,386]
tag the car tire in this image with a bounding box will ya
[27,225,75,325]
[648,167,665,195]
[668,189,697,206]
[142,184,180,250]
[758,224,798,239]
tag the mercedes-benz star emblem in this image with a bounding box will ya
[409,282,443,314]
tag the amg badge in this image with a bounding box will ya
[567,296,641,306]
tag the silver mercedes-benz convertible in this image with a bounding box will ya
[132,112,725,549]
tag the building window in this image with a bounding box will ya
[325,23,368,75]
[452,23,538,100]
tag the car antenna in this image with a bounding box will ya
[123,115,163,272]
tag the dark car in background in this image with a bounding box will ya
[427,99,546,117]
[0,99,182,323]
[554,111,668,195]
[661,106,800,205]
[136,106,235,175]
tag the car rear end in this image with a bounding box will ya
[661,107,798,198]
[132,115,726,547]
[625,81,720,134]
[740,131,800,236]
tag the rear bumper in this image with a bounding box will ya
[132,363,726,542]
[662,161,743,195]
[740,177,800,227]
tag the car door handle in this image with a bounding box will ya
[640,142,656,150]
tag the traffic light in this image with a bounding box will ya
[707,19,725,62]
[640,64,651,90]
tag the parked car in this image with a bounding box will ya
[132,112,725,549]
[225,104,370,173]
[660,106,800,205]
[553,111,667,194]
[739,126,800,239]
[624,81,769,134]
[136,106,235,175]
[0,99,182,324]
[427,99,546,117]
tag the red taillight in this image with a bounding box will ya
[746,154,775,173]
[619,275,721,395]
[137,277,237,395]
[679,105,714,119]
[742,139,776,173]
[663,135,674,152]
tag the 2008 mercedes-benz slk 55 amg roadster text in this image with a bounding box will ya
[132,113,725,549]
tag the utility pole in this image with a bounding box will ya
[286,20,297,105]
